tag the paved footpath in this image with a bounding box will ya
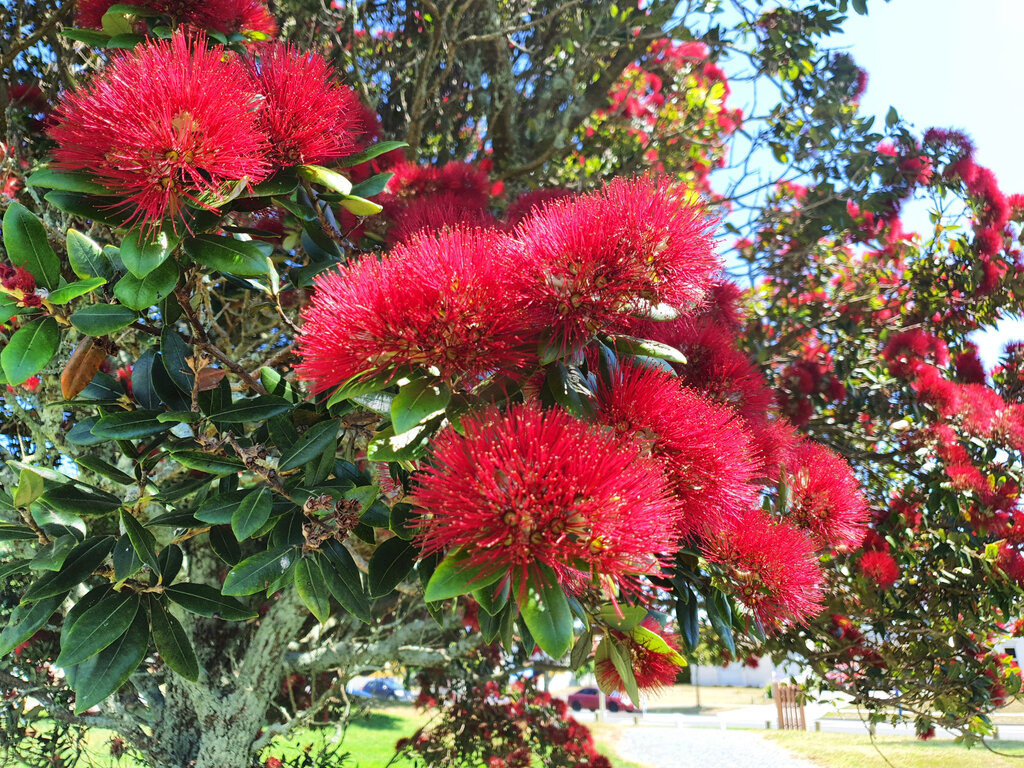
[616,726,821,768]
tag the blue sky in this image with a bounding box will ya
[831,0,1024,366]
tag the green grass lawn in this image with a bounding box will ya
[8,705,637,768]
[765,731,1024,768]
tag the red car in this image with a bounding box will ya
[566,687,637,713]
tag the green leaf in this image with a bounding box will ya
[70,304,139,336]
[222,547,296,596]
[44,191,131,228]
[61,27,113,46]
[277,420,339,471]
[248,169,299,197]
[326,369,393,407]
[183,234,271,278]
[113,259,179,310]
[30,534,77,571]
[1,316,59,385]
[23,536,114,601]
[169,450,244,475]
[195,491,246,525]
[57,591,140,667]
[111,536,143,581]
[424,549,504,602]
[150,598,199,681]
[319,541,371,622]
[608,335,687,364]
[602,636,641,707]
[631,624,686,666]
[40,483,122,516]
[13,466,45,508]
[517,567,573,659]
[160,326,193,393]
[595,603,648,632]
[120,226,177,279]
[47,277,108,305]
[215,395,292,424]
[3,202,61,289]
[121,509,160,574]
[391,379,451,434]
[26,167,111,195]
[365,423,433,462]
[156,544,183,583]
[70,608,148,714]
[231,487,272,542]
[705,589,736,655]
[335,141,408,168]
[294,557,331,623]
[260,367,300,404]
[297,164,352,195]
[164,583,257,621]
[570,626,594,671]
[349,172,394,198]
[474,576,510,617]
[76,456,135,485]
[337,195,383,216]
[0,592,66,657]
[66,229,114,282]
[368,537,417,597]
[91,409,167,439]
[0,525,35,541]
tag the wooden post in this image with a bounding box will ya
[772,682,807,730]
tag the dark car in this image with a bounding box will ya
[360,678,413,701]
[566,687,637,713]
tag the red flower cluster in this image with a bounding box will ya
[859,550,899,589]
[411,404,679,594]
[0,264,42,307]
[784,440,870,550]
[596,618,683,693]
[296,228,529,390]
[49,31,366,231]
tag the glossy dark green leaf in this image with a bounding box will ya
[1,317,59,385]
[294,557,331,623]
[121,509,161,575]
[70,303,139,338]
[365,423,433,462]
[0,524,36,541]
[80,371,124,401]
[214,395,292,424]
[113,259,179,310]
[40,484,122,516]
[29,534,77,571]
[319,540,370,622]
[156,544,184,584]
[518,567,573,659]
[349,172,394,198]
[47,277,108,305]
[609,334,687,364]
[231,486,272,542]
[160,326,193,393]
[111,535,143,581]
[23,536,114,601]
[120,226,177,279]
[277,419,339,471]
[208,524,241,564]
[67,417,105,446]
[424,549,504,602]
[70,608,148,714]
[183,234,270,277]
[164,582,256,620]
[3,202,61,289]
[169,450,244,475]
[368,537,416,598]
[335,141,408,168]
[259,366,301,404]
[76,455,134,485]
[27,167,111,196]
[0,592,67,657]
[57,591,140,667]
[195,491,247,525]
[66,229,114,282]
[91,409,167,439]
[222,547,296,596]
[150,598,199,681]
[391,379,450,434]
[44,190,132,228]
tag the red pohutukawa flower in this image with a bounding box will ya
[410,404,680,593]
[859,550,899,589]
[702,507,824,627]
[245,44,362,166]
[785,440,870,549]
[596,618,683,693]
[49,32,270,231]
[515,177,719,349]
[595,363,759,539]
[295,228,529,392]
